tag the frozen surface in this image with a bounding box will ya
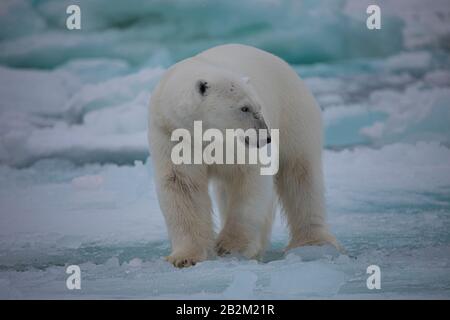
[0,0,449,299]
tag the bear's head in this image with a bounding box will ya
[192,72,271,148]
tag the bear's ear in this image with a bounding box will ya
[196,80,209,97]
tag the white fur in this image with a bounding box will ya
[148,44,337,268]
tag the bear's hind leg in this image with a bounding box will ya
[276,159,338,251]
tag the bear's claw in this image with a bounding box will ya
[166,255,198,268]
[215,241,232,256]
[166,249,207,268]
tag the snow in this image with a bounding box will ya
[0,0,449,299]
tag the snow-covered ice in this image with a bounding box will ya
[0,0,449,299]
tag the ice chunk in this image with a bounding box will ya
[0,66,79,114]
[0,66,163,167]
[269,261,347,297]
[286,245,341,262]
[71,175,104,190]
[363,86,450,144]
[384,51,431,71]
[223,271,257,299]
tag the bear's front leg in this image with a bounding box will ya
[155,163,214,268]
[215,170,274,259]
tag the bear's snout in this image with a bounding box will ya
[253,117,271,148]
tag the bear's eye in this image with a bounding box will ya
[241,106,250,113]
[196,80,209,96]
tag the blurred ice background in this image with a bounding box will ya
[0,0,450,299]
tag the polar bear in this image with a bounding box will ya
[148,44,338,267]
